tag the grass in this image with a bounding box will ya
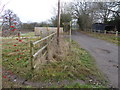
[63,83,104,88]
[2,34,107,88]
[29,39,106,83]
[49,83,106,88]
[21,32,35,37]
[80,31,119,45]
[2,36,42,78]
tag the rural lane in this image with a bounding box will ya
[71,31,118,88]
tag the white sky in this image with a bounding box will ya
[1,0,73,23]
[1,0,117,23]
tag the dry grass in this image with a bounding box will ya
[2,34,107,88]
[34,37,70,69]
[80,31,119,45]
[48,37,69,61]
[30,37,106,85]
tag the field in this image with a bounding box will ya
[2,32,107,88]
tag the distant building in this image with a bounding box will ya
[92,23,116,32]
[34,27,63,36]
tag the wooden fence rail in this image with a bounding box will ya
[30,32,56,69]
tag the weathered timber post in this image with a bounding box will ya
[116,31,118,37]
[30,41,34,70]
[40,31,42,38]
[69,21,72,49]
[47,27,50,36]
[104,30,106,34]
[98,30,100,33]
[91,29,93,33]
[94,30,96,33]
[57,0,60,45]
[46,35,49,61]
[18,31,20,39]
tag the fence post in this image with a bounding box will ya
[91,29,92,33]
[40,31,42,38]
[116,31,118,37]
[47,35,49,60]
[47,27,50,36]
[94,30,96,33]
[89,29,91,33]
[104,30,106,34]
[18,31,20,39]
[30,41,34,70]
[98,30,100,33]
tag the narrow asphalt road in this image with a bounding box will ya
[71,31,118,88]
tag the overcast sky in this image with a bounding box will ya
[1,0,73,23]
[1,0,117,23]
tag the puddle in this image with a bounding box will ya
[95,48,111,54]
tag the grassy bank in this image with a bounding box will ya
[80,31,119,45]
[2,35,107,88]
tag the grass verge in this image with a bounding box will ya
[80,31,119,45]
[2,35,107,88]
[49,82,105,88]
[21,32,35,37]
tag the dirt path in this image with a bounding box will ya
[71,31,118,88]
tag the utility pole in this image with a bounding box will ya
[70,21,72,44]
[57,0,60,45]
[69,21,72,49]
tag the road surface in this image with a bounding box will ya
[71,31,118,88]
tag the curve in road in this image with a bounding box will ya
[71,31,118,88]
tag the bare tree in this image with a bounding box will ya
[51,2,72,27]
[0,1,5,15]
[90,2,120,23]
[0,0,12,15]
[71,1,120,30]
[72,1,93,30]
[2,9,21,36]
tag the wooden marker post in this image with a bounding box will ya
[57,0,60,45]
[30,41,34,70]
[18,32,20,38]
[116,31,118,37]
[69,21,72,49]
[104,30,106,34]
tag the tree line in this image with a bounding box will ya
[1,1,120,36]
[51,1,120,31]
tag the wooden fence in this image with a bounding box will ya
[30,32,56,69]
[92,30,119,37]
